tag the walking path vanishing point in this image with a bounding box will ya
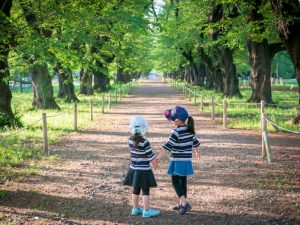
[1,80,299,225]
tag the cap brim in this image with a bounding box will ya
[164,109,175,121]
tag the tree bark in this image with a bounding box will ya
[116,67,131,83]
[271,0,300,124]
[247,39,273,103]
[54,65,79,102]
[29,64,60,109]
[93,61,110,92]
[20,2,59,109]
[79,68,93,95]
[219,48,242,98]
[213,69,224,92]
[0,0,14,125]
[184,65,190,83]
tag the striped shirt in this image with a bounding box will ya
[128,136,156,170]
[163,126,200,161]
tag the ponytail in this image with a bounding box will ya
[132,132,141,149]
[187,116,195,134]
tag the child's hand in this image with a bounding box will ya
[151,158,159,169]
[194,148,201,161]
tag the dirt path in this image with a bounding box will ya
[1,80,299,225]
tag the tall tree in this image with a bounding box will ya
[271,0,300,123]
[54,64,79,102]
[19,1,59,109]
[0,0,14,125]
[247,0,283,103]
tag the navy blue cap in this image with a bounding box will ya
[164,106,190,122]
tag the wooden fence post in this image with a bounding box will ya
[194,90,196,105]
[108,91,111,109]
[261,100,266,159]
[42,113,48,155]
[200,92,203,112]
[223,100,227,129]
[260,100,265,131]
[74,102,78,130]
[262,113,272,162]
[90,99,93,121]
[211,96,215,120]
[115,90,117,103]
[189,89,192,101]
[119,88,121,101]
[102,95,105,113]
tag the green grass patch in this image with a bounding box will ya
[0,81,136,180]
[171,80,299,132]
[0,190,7,199]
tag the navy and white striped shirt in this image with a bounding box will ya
[128,136,156,170]
[163,126,200,161]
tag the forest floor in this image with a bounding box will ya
[0,80,299,225]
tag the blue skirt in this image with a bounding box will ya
[167,161,194,176]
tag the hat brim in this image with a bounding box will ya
[164,109,175,121]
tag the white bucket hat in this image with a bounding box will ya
[129,115,148,135]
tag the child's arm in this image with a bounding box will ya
[156,148,167,160]
[194,147,201,160]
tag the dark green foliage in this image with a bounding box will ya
[271,51,295,79]
[0,111,23,129]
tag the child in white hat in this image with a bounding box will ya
[123,115,160,218]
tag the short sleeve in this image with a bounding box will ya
[162,130,178,152]
[192,135,200,148]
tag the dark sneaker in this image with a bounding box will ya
[178,202,192,215]
[170,203,181,210]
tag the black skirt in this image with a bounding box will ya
[123,168,157,189]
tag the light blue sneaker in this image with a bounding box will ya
[142,208,160,218]
[131,207,144,216]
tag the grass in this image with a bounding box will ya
[171,80,299,132]
[0,81,135,177]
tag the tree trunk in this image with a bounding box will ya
[184,65,190,83]
[29,64,60,109]
[271,0,300,124]
[79,68,93,95]
[219,48,242,98]
[116,67,131,83]
[247,39,283,103]
[198,47,215,90]
[93,62,110,92]
[213,69,224,92]
[198,64,206,87]
[94,71,110,92]
[0,0,14,125]
[55,65,79,102]
[247,39,273,103]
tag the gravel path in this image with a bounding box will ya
[0,80,299,225]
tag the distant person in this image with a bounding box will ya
[123,115,160,218]
[157,106,200,215]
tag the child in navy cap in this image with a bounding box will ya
[157,106,200,215]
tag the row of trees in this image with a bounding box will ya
[0,0,156,127]
[153,0,299,123]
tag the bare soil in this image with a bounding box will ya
[1,80,299,225]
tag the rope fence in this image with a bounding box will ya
[1,82,135,155]
[169,79,299,163]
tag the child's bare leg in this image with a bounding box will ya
[132,194,140,208]
[179,195,187,206]
[142,195,150,210]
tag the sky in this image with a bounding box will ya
[154,0,165,14]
